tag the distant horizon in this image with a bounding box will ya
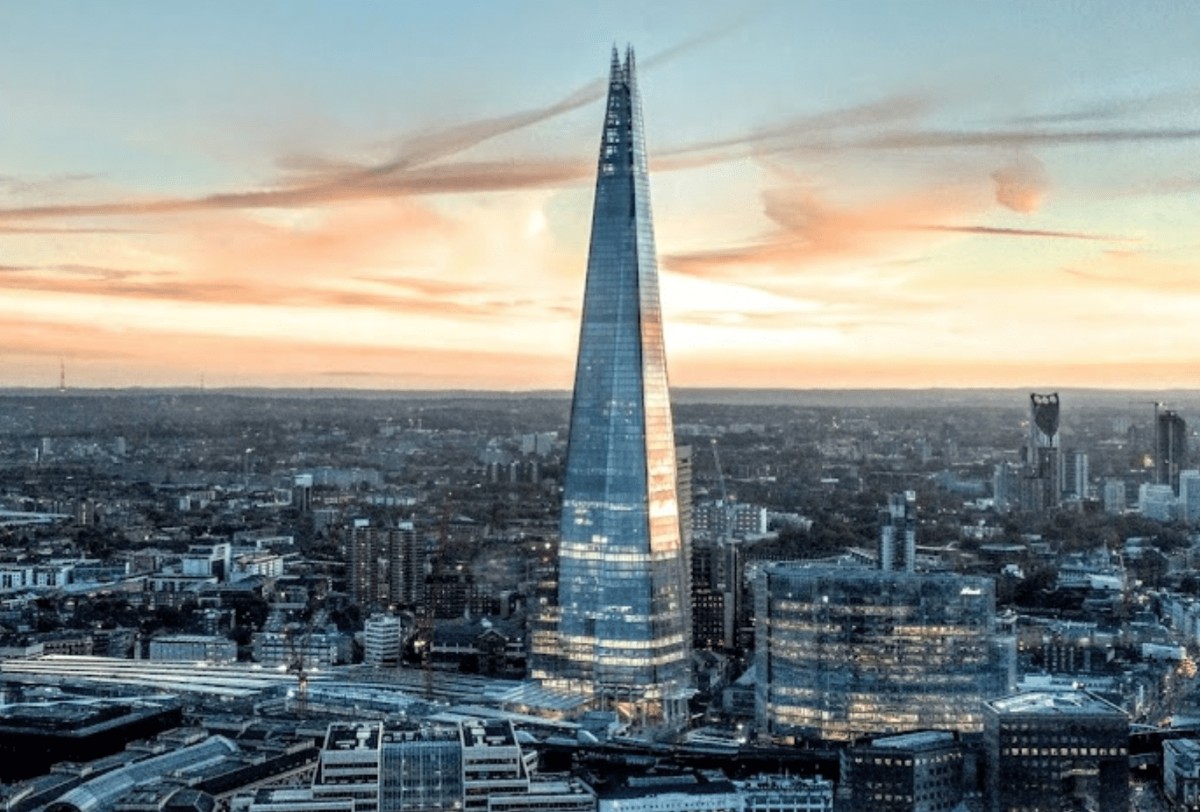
[2,2,1197,389]
[7,384,1200,397]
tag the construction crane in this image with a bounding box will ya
[1129,400,1167,477]
[286,621,314,716]
[417,497,452,701]
[710,439,732,543]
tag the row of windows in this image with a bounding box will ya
[1002,746,1126,757]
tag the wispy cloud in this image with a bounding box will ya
[907,224,1120,241]
[667,176,1122,280]
[1010,88,1200,126]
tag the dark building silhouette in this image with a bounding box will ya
[842,730,965,812]
[984,691,1129,812]
[1157,409,1188,493]
[1022,393,1061,512]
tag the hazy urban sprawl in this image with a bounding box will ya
[0,384,1195,811]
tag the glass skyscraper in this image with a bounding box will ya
[756,564,1012,742]
[531,47,692,726]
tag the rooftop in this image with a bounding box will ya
[870,730,957,750]
[461,718,516,749]
[324,722,381,751]
[988,690,1127,718]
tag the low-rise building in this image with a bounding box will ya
[149,634,236,664]
[984,691,1129,812]
[841,730,963,812]
[1164,738,1200,810]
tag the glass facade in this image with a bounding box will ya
[379,729,462,812]
[532,48,691,724]
[756,564,1010,742]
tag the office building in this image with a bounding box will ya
[532,48,692,726]
[1062,449,1089,500]
[312,723,383,812]
[148,634,237,664]
[755,564,1009,742]
[1180,470,1200,524]
[293,474,313,513]
[1103,478,1126,515]
[840,730,964,812]
[1139,483,1177,522]
[879,491,917,572]
[594,772,831,812]
[348,522,425,610]
[691,539,742,651]
[1163,737,1200,810]
[983,691,1129,812]
[364,613,403,668]
[693,501,769,540]
[1157,409,1188,493]
[992,462,1020,513]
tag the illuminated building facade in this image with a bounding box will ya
[531,48,692,725]
[755,564,1010,742]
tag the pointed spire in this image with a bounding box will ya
[609,44,622,84]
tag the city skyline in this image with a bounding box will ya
[1,2,1198,389]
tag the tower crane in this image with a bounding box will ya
[710,439,732,543]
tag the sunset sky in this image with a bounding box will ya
[1,1,1198,390]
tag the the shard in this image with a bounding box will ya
[532,47,692,726]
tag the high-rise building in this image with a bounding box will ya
[755,564,1010,742]
[1062,448,1089,501]
[676,445,694,657]
[1180,469,1200,524]
[1103,478,1127,515]
[983,691,1129,812]
[1157,409,1188,493]
[531,48,692,726]
[879,491,916,572]
[348,522,426,610]
[1022,393,1061,511]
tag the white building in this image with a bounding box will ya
[363,613,403,668]
[1180,470,1200,524]
[313,723,382,812]
[1139,483,1178,522]
[0,565,34,591]
[231,552,286,582]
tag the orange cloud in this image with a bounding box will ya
[991,154,1048,213]
[666,174,1119,283]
